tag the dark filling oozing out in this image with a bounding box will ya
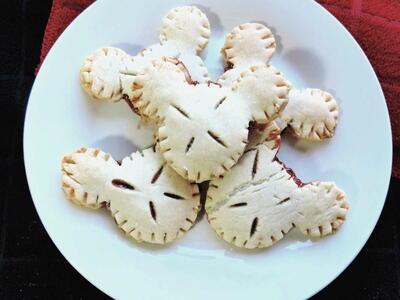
[274,157,308,187]
[224,61,234,72]
[122,94,141,116]
[207,80,222,88]
[166,57,200,86]
[247,121,281,150]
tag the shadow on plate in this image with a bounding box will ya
[91,135,140,160]
[251,20,283,54]
[281,130,333,153]
[113,43,145,56]
[282,47,326,88]
[191,3,224,34]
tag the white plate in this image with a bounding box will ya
[24,0,392,299]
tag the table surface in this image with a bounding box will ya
[1,1,399,299]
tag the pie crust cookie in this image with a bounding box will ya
[131,57,291,182]
[219,23,276,86]
[282,88,339,140]
[205,128,348,249]
[79,6,210,102]
[160,6,210,54]
[61,147,200,244]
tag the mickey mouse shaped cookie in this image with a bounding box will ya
[205,122,348,249]
[131,57,291,182]
[218,23,340,141]
[61,147,200,244]
[80,6,210,103]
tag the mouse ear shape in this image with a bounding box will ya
[282,89,339,140]
[80,47,137,102]
[131,57,190,123]
[221,23,276,70]
[61,148,119,209]
[159,6,210,54]
[292,182,348,237]
[232,65,291,123]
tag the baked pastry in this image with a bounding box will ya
[205,125,348,249]
[61,147,200,244]
[219,23,276,86]
[282,88,339,140]
[67,9,347,249]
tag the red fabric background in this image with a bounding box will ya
[36,0,400,178]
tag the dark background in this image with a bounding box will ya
[0,0,399,299]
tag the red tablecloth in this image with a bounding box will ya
[37,0,400,178]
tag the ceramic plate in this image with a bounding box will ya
[24,0,392,299]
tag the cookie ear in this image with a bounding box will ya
[232,65,291,123]
[282,89,339,140]
[61,148,119,209]
[293,182,348,236]
[80,47,137,102]
[131,57,189,123]
[221,23,276,69]
[159,6,210,54]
